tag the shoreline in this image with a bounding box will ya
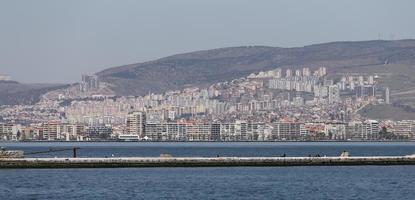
[1,140,415,143]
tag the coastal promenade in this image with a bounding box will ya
[1,156,415,168]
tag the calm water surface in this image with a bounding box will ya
[0,142,414,200]
[1,142,415,157]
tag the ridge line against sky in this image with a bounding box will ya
[0,0,414,84]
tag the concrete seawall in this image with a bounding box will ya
[1,156,415,168]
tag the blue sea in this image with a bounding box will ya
[0,142,415,200]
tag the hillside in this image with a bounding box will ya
[97,40,415,96]
[2,39,415,106]
[358,104,415,121]
[0,81,68,105]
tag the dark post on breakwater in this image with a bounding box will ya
[1,155,415,168]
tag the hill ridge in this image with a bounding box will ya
[97,39,415,96]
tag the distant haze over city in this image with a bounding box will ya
[0,0,414,83]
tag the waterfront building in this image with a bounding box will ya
[59,123,85,141]
[393,120,414,139]
[220,121,247,141]
[86,126,112,140]
[145,122,187,141]
[272,121,302,141]
[362,120,380,140]
[211,123,221,141]
[40,121,60,141]
[325,123,347,140]
[120,111,146,141]
[186,122,211,141]
[0,123,14,140]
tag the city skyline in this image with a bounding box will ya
[1,65,409,142]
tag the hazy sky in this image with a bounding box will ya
[0,0,414,83]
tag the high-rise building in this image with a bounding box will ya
[362,120,379,140]
[272,122,302,140]
[81,75,100,92]
[211,123,221,141]
[339,77,346,90]
[295,69,301,77]
[126,111,146,137]
[350,81,355,90]
[40,122,60,141]
[186,123,211,141]
[356,85,376,98]
[86,126,112,140]
[394,120,413,139]
[368,76,374,85]
[328,85,340,103]
[385,87,390,104]
[0,123,15,140]
[302,67,310,77]
[275,69,282,78]
[318,67,327,77]
[358,76,364,86]
[286,69,292,77]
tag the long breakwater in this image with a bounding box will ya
[1,156,415,168]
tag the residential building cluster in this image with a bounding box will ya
[2,112,413,141]
[0,66,403,141]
